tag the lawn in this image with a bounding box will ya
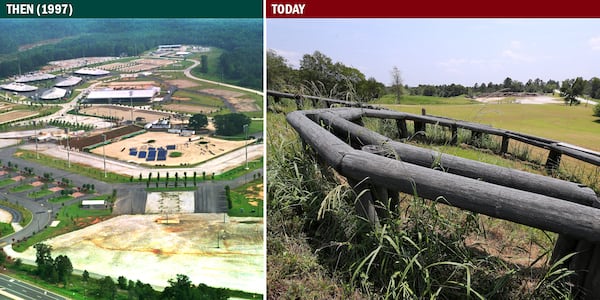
[17,150,131,184]
[0,222,14,238]
[385,103,600,152]
[373,94,478,105]
[13,201,112,252]
[228,179,263,217]
[213,119,263,140]
[0,178,15,187]
[27,189,54,199]
[9,184,34,193]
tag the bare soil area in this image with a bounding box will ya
[161,103,217,114]
[80,105,174,122]
[90,131,247,166]
[0,110,39,124]
[166,80,200,89]
[19,214,265,294]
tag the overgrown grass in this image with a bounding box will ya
[267,107,575,299]
[8,184,34,193]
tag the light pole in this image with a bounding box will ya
[33,120,39,159]
[243,124,249,170]
[101,133,107,178]
[66,130,71,168]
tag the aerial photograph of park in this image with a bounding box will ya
[0,19,264,299]
[266,19,600,299]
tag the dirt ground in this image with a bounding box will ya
[0,110,39,124]
[161,103,217,114]
[89,131,247,166]
[19,214,265,294]
[0,209,12,223]
[228,98,261,112]
[166,80,200,89]
[80,105,174,122]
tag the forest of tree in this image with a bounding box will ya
[0,19,262,89]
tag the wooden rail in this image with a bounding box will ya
[273,90,600,298]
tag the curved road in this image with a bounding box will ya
[180,59,263,96]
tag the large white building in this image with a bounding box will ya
[84,87,160,103]
[55,76,82,87]
[0,82,38,92]
[74,68,110,76]
[40,87,67,100]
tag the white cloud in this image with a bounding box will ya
[269,48,303,68]
[589,36,600,51]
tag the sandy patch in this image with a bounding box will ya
[0,171,6,176]
[11,176,25,181]
[166,80,200,89]
[248,201,258,207]
[90,132,247,166]
[72,192,85,198]
[18,214,264,294]
[228,98,261,112]
[0,209,12,223]
[30,181,44,187]
[48,187,63,192]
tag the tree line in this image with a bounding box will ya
[268,49,600,103]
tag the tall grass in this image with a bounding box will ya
[267,107,575,299]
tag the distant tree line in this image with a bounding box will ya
[0,19,262,89]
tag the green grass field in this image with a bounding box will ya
[0,178,15,187]
[0,222,14,238]
[9,184,34,193]
[373,94,478,105]
[27,189,54,199]
[385,103,600,151]
[170,90,224,107]
[228,179,263,217]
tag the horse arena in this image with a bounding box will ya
[89,131,248,166]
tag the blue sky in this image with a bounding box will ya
[267,19,600,86]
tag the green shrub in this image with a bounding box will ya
[169,151,182,158]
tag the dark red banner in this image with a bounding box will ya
[266,0,600,18]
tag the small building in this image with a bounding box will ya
[81,200,107,209]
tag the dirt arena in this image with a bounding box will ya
[19,214,265,294]
[80,105,175,122]
[166,79,200,89]
[90,131,248,166]
[0,110,39,124]
[200,89,260,112]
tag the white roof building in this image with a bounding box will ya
[55,76,82,87]
[75,68,110,76]
[0,82,38,92]
[40,87,67,100]
[15,73,56,83]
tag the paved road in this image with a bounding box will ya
[0,273,66,300]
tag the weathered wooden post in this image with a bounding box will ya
[450,124,458,145]
[294,94,304,110]
[396,119,409,139]
[500,135,510,154]
[545,149,562,172]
